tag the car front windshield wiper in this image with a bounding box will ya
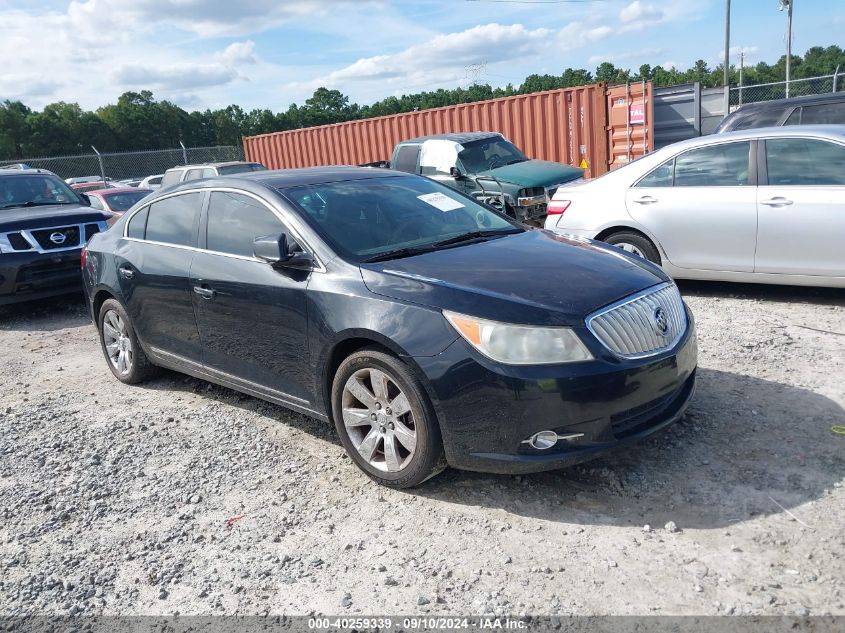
[362,229,520,263]
[505,158,527,165]
[362,244,440,263]
[0,201,74,210]
[429,228,520,249]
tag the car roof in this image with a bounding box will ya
[400,132,502,145]
[0,168,58,176]
[87,187,151,195]
[659,124,845,152]
[161,166,402,194]
[729,91,845,113]
[167,161,261,170]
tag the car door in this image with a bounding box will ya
[624,140,758,271]
[755,136,845,277]
[189,190,312,403]
[115,191,204,362]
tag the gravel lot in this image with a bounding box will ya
[1,281,843,617]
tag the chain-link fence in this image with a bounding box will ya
[729,72,842,107]
[2,145,244,182]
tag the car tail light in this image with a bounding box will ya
[81,245,87,269]
[547,200,571,216]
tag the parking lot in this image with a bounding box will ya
[1,281,843,617]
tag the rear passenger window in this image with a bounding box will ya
[126,207,149,239]
[800,102,845,125]
[184,169,206,181]
[206,192,283,257]
[160,170,182,186]
[144,193,202,246]
[393,145,420,173]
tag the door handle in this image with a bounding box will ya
[760,197,793,207]
[633,195,658,204]
[193,285,216,300]
[118,266,134,280]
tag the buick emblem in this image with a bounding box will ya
[653,307,670,336]
[49,231,67,245]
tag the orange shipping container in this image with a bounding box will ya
[244,82,653,178]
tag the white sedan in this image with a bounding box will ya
[545,125,845,288]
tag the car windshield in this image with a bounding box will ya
[217,163,268,175]
[103,190,152,212]
[458,137,528,173]
[0,174,80,209]
[284,175,520,262]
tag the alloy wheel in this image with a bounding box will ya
[614,242,645,258]
[102,309,133,375]
[341,368,417,472]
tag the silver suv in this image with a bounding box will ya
[160,161,267,187]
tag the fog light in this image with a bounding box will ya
[526,430,559,450]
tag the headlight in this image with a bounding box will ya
[443,311,593,365]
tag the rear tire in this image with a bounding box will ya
[604,231,661,265]
[331,348,446,488]
[98,298,159,384]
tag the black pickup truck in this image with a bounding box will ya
[0,169,112,305]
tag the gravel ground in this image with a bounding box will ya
[0,281,843,617]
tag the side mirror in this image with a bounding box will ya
[78,193,91,206]
[449,166,464,179]
[254,233,287,263]
[253,233,314,269]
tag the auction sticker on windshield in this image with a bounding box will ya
[417,192,464,212]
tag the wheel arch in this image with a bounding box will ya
[593,224,667,264]
[317,330,444,434]
[92,287,120,323]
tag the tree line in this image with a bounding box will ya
[1,45,843,160]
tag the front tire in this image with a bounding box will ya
[604,231,661,265]
[98,298,159,384]
[331,348,445,488]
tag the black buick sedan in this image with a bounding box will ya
[82,168,697,488]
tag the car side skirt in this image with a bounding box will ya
[146,345,329,422]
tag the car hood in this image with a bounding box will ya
[0,204,111,232]
[360,230,669,326]
[476,160,584,189]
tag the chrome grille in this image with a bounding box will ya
[586,283,687,359]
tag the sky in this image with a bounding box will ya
[3,0,844,112]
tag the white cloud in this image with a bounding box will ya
[66,0,375,37]
[297,20,613,95]
[114,64,239,91]
[217,41,258,66]
[620,1,664,23]
[618,1,666,33]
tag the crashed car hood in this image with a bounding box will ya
[476,160,583,189]
[360,230,669,326]
[0,204,111,231]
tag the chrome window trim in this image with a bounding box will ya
[0,221,108,254]
[586,281,688,360]
[121,186,326,272]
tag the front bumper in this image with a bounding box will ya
[0,250,84,305]
[415,309,698,474]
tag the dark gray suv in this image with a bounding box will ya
[715,92,845,133]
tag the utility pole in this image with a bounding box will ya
[723,0,731,112]
[739,51,745,105]
[781,0,794,97]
